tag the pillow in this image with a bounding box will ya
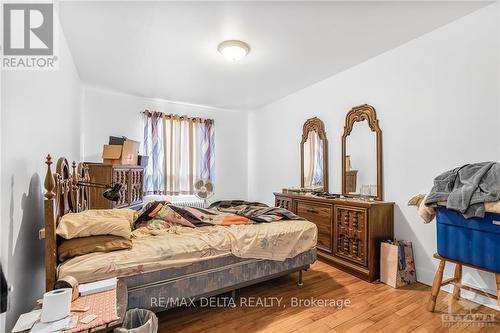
[58,235,132,262]
[56,209,135,239]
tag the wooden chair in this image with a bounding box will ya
[427,253,500,312]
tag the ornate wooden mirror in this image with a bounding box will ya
[301,117,329,192]
[341,104,383,200]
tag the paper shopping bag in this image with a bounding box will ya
[380,240,416,288]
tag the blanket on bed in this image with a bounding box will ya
[209,200,304,223]
[133,201,304,237]
[166,201,304,226]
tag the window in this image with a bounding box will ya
[143,111,215,195]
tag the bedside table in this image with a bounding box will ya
[15,279,128,333]
[88,279,128,333]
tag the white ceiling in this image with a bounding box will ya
[59,1,491,110]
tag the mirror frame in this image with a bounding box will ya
[301,117,329,192]
[341,104,383,200]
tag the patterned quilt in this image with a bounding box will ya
[134,200,304,232]
[169,200,305,226]
[208,200,304,223]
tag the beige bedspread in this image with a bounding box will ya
[58,220,317,283]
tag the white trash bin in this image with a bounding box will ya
[114,309,158,333]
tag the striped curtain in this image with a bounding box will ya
[200,121,215,182]
[143,111,164,194]
[143,111,215,195]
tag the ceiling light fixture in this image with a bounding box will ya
[217,40,250,62]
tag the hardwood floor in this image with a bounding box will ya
[157,260,499,333]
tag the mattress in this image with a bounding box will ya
[58,219,317,283]
[126,248,317,309]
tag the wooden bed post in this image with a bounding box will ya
[43,154,57,291]
[39,155,90,291]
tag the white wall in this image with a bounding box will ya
[82,87,248,201]
[0,18,83,331]
[249,3,499,304]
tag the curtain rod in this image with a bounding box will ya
[142,110,214,124]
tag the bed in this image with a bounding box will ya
[40,155,317,311]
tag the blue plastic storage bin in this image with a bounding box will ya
[436,206,500,272]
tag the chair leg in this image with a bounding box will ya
[427,259,446,312]
[452,264,462,300]
[495,273,500,310]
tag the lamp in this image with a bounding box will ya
[217,40,250,62]
[77,182,123,202]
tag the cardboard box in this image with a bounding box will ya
[102,145,123,165]
[102,139,139,165]
[121,139,139,165]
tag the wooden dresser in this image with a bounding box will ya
[275,192,394,282]
[86,163,144,209]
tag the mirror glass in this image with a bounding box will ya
[303,130,325,190]
[345,120,377,197]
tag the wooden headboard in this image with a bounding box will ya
[40,155,90,291]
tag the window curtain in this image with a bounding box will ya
[200,120,215,182]
[143,111,164,194]
[143,111,215,195]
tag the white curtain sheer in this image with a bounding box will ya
[143,111,214,195]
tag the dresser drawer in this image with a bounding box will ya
[296,200,333,253]
[334,205,368,266]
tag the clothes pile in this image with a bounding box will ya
[409,162,500,222]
